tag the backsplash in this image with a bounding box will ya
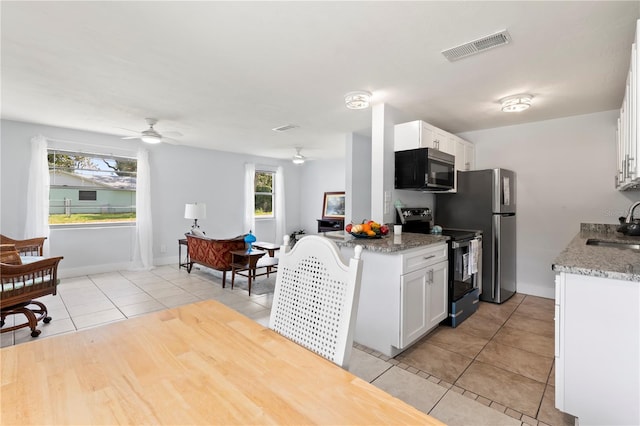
[580,223,619,234]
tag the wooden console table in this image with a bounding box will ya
[317,218,344,233]
[1,300,444,425]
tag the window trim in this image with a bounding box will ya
[254,169,275,219]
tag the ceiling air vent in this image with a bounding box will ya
[272,124,299,132]
[442,30,511,62]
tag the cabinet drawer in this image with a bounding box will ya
[402,244,447,274]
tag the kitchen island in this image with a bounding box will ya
[552,223,639,426]
[324,231,450,357]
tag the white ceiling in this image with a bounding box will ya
[2,2,639,160]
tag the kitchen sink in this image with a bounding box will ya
[586,239,640,251]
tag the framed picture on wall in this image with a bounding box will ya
[322,192,345,219]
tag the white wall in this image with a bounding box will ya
[1,119,302,277]
[459,110,640,298]
[346,132,372,225]
[298,159,346,236]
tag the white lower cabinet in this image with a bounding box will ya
[341,242,448,357]
[555,272,640,426]
[400,260,448,348]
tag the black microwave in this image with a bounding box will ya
[395,148,455,191]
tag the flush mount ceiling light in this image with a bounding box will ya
[344,90,372,110]
[292,147,306,165]
[500,94,533,112]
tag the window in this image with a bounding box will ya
[78,190,97,201]
[48,149,137,225]
[254,171,274,217]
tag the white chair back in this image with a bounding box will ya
[269,235,363,368]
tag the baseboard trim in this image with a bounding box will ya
[516,281,555,299]
[58,256,178,279]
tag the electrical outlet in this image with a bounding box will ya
[160,244,167,253]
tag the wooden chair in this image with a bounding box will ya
[269,235,363,368]
[0,234,47,256]
[185,234,246,287]
[1,244,63,337]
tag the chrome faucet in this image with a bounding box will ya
[625,201,640,223]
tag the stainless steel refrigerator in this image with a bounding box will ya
[436,169,516,303]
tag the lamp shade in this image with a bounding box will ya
[184,203,206,220]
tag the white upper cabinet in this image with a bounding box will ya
[454,136,476,172]
[394,120,457,156]
[616,20,640,190]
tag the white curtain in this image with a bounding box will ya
[275,166,286,245]
[244,163,256,234]
[131,148,154,270]
[24,135,50,255]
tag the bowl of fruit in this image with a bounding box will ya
[345,220,389,239]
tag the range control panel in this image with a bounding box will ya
[396,207,432,224]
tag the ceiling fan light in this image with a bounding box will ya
[344,90,372,110]
[500,94,533,112]
[292,147,306,164]
[141,134,161,144]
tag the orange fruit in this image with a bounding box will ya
[361,223,371,232]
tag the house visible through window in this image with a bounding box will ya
[255,171,274,217]
[48,149,137,225]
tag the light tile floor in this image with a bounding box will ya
[1,264,573,426]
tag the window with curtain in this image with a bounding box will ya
[48,149,137,225]
[255,170,274,218]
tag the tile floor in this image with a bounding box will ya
[1,264,574,426]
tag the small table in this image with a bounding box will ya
[252,241,280,257]
[178,238,189,269]
[230,249,266,295]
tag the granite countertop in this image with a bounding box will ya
[552,223,640,282]
[322,231,449,253]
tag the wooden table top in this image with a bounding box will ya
[1,300,445,425]
[253,241,280,250]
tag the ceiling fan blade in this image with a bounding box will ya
[161,136,181,145]
[121,136,140,140]
[163,130,183,137]
[115,126,140,134]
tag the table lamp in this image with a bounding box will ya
[244,230,256,252]
[185,203,206,231]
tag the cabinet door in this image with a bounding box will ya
[630,42,638,181]
[455,138,466,171]
[399,259,449,348]
[438,134,456,156]
[419,122,438,149]
[399,269,428,348]
[426,260,448,329]
[464,142,475,171]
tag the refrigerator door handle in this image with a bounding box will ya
[493,215,500,300]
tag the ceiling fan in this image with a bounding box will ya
[120,118,182,144]
[292,147,306,164]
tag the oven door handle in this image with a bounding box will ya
[451,240,471,249]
